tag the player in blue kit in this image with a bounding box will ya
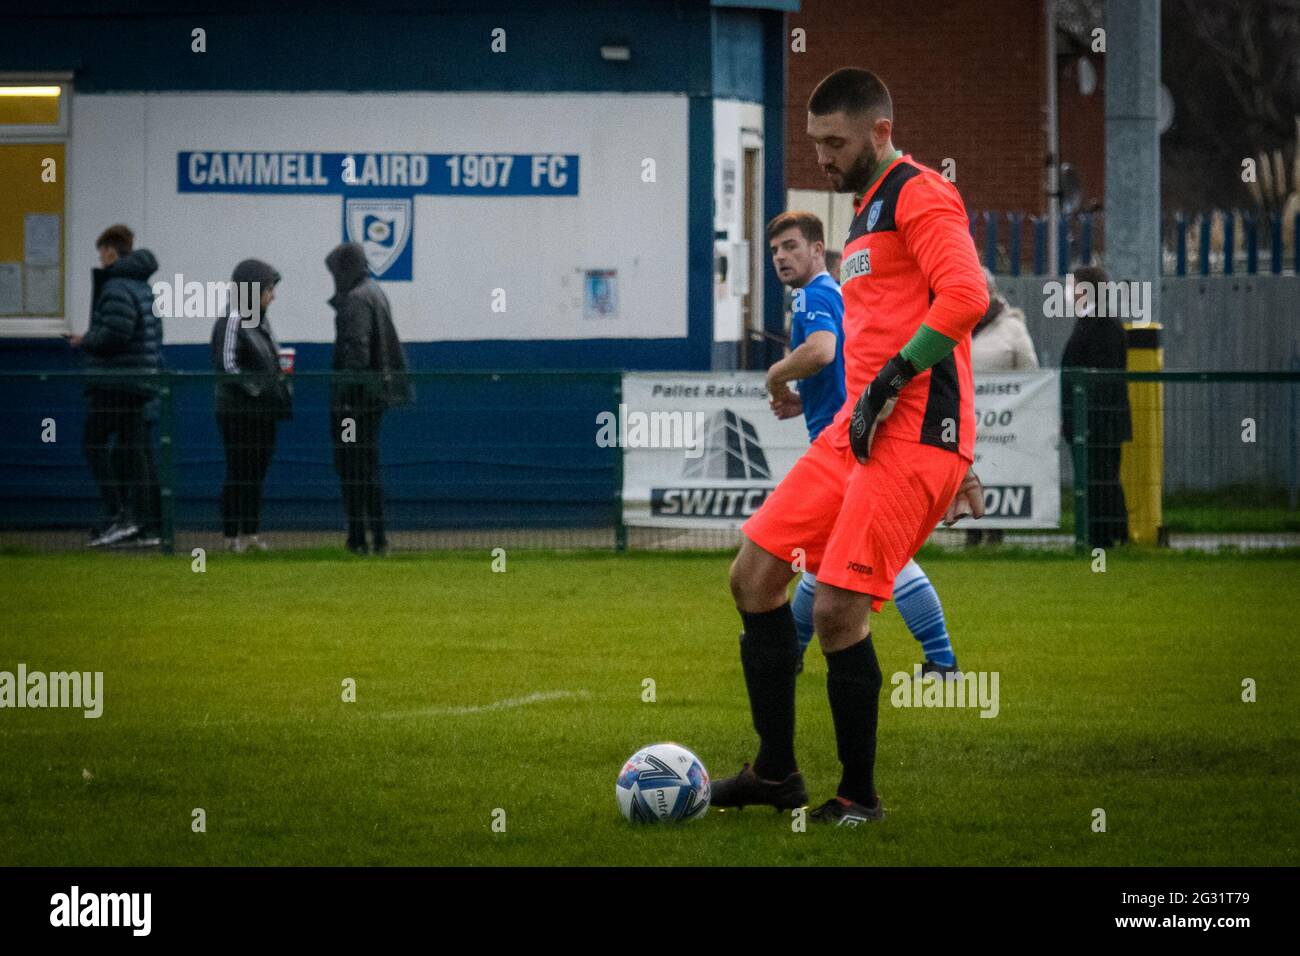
[764,211,960,676]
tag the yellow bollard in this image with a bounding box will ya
[1121,323,1164,545]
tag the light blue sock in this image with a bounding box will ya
[892,560,955,666]
[792,572,817,653]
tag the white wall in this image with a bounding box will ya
[712,99,764,347]
[69,92,689,344]
[786,188,856,254]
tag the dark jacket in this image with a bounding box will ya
[325,242,414,410]
[1061,314,1132,445]
[82,250,162,396]
[210,310,292,419]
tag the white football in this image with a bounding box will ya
[615,742,711,823]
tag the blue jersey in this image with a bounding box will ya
[790,271,846,441]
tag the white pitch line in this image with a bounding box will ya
[0,690,593,735]
[374,689,591,719]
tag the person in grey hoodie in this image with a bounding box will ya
[210,258,291,553]
[325,242,413,555]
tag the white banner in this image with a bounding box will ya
[620,372,807,529]
[620,369,1061,531]
[970,370,1061,528]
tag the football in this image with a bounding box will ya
[615,743,711,823]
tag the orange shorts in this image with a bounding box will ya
[742,433,968,611]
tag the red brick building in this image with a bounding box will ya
[1057,46,1107,213]
[785,0,1106,265]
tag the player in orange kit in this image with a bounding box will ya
[712,68,987,825]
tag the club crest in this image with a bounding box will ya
[345,198,412,278]
[866,199,883,231]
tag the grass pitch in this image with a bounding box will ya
[0,548,1295,866]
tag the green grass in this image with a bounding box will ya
[1041,485,1300,535]
[1162,487,1300,533]
[0,549,1296,866]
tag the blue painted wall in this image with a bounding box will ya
[4,2,711,95]
[0,361,623,533]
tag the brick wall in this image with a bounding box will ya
[1057,52,1106,211]
[785,0,1048,217]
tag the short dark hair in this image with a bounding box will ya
[1073,265,1108,286]
[808,68,893,120]
[95,224,134,256]
[766,210,824,246]
[825,249,843,282]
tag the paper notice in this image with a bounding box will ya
[583,269,618,320]
[720,159,736,222]
[0,262,21,315]
[24,213,61,266]
[23,264,61,314]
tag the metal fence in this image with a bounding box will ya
[0,369,1296,555]
[992,275,1299,371]
[970,209,1300,277]
[0,370,624,555]
[1063,369,1300,552]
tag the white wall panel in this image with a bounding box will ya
[69,93,689,344]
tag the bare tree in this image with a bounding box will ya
[1167,0,1300,215]
[1057,0,1106,46]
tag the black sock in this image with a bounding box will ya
[739,604,800,781]
[825,637,883,806]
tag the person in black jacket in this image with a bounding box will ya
[325,242,413,555]
[1061,265,1132,549]
[66,224,163,548]
[210,259,291,553]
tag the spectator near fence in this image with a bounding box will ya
[1062,265,1132,549]
[824,248,842,284]
[210,259,292,553]
[326,242,414,556]
[66,224,163,549]
[971,268,1039,372]
[968,268,1039,546]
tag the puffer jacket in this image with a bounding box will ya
[210,310,292,419]
[82,250,162,395]
[326,242,414,411]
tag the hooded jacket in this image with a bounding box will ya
[971,299,1039,372]
[325,242,414,410]
[1061,310,1133,445]
[209,259,292,419]
[82,249,162,395]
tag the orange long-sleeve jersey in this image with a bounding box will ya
[826,154,989,461]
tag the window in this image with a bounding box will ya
[0,75,70,336]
